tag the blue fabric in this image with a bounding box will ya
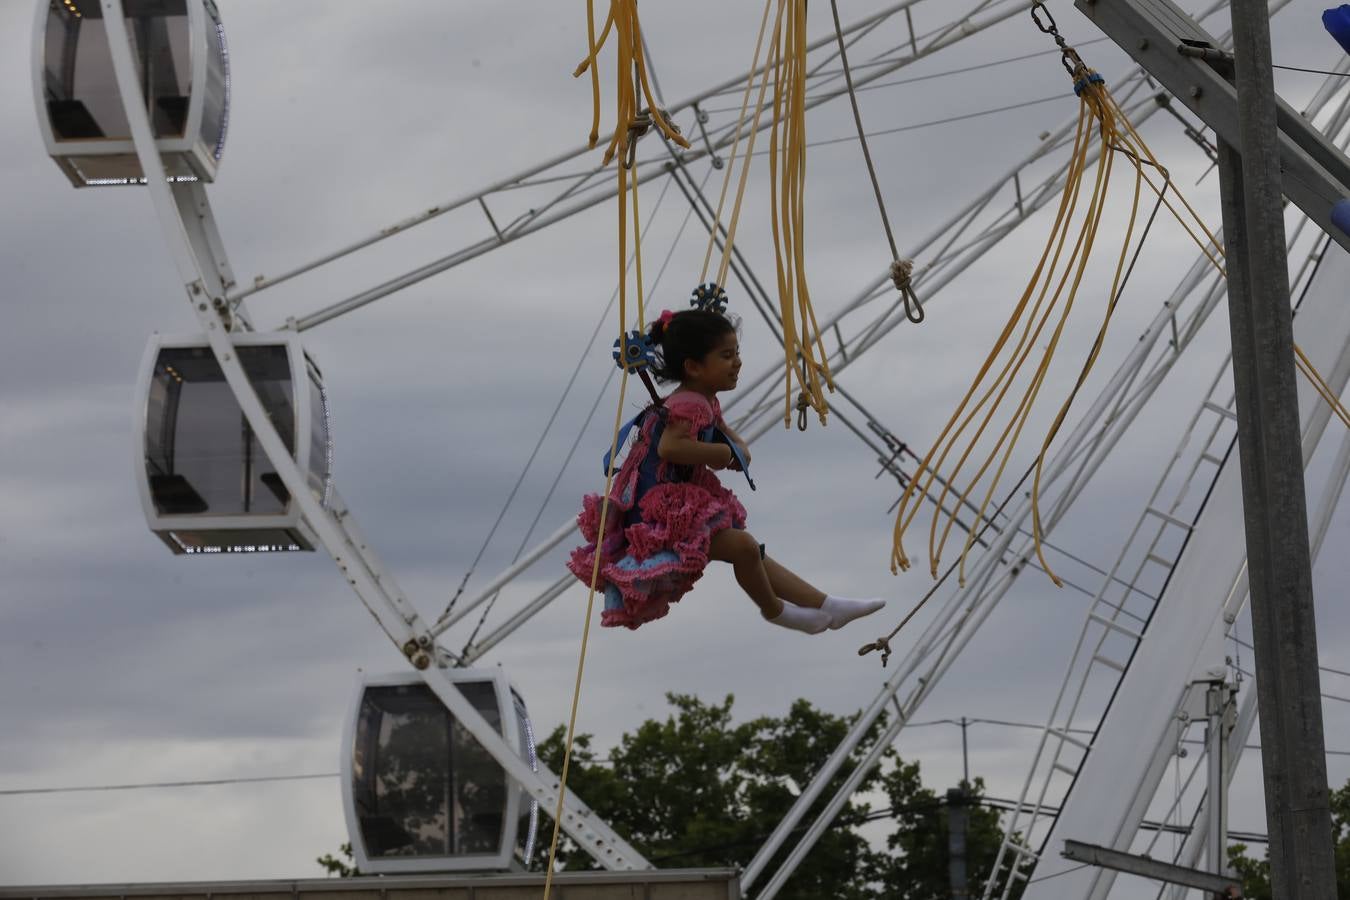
[599,405,756,495]
[1325,6,1350,56]
[603,551,682,614]
[701,424,756,491]
[1332,198,1350,236]
[602,410,648,476]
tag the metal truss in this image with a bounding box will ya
[92,0,1083,876]
[95,0,1350,890]
[99,0,650,873]
[1021,235,1350,900]
[988,212,1346,897]
[226,0,1026,333]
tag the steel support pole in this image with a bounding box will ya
[1216,2,1336,894]
[947,787,971,900]
[1204,683,1230,879]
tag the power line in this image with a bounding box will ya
[0,772,337,797]
[1272,63,1350,77]
[9,710,1348,799]
[740,93,1068,158]
[1229,634,1350,680]
[701,38,1114,115]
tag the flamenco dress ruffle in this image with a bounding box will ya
[567,393,746,629]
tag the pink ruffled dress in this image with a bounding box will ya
[567,390,747,629]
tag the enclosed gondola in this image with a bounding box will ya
[341,669,540,874]
[135,332,331,554]
[34,0,229,187]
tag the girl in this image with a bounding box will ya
[567,306,886,633]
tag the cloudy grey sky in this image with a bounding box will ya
[2,0,1349,890]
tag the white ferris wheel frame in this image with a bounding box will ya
[72,0,1350,893]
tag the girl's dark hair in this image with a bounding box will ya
[647,309,737,384]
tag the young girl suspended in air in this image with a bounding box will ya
[567,296,887,633]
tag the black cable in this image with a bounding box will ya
[0,773,337,797]
[1272,63,1350,77]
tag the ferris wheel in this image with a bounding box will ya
[30,0,1350,896]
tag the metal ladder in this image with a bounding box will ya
[983,356,1240,899]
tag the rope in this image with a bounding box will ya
[574,0,689,167]
[768,0,835,429]
[541,129,650,900]
[1095,93,1349,439]
[891,13,1185,590]
[700,0,777,281]
[1295,344,1350,428]
[861,457,1040,666]
[828,0,924,324]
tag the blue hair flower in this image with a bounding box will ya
[689,282,729,313]
[612,330,657,371]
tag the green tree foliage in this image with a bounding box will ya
[1228,777,1350,898]
[319,692,1026,897]
[869,764,1016,899]
[316,842,360,878]
[536,693,1024,900]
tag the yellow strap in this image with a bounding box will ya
[892,74,1153,587]
[541,149,648,900]
[700,0,776,281]
[573,0,689,167]
[764,0,833,428]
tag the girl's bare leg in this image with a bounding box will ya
[763,556,826,608]
[709,530,831,634]
[708,529,781,617]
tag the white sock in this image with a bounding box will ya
[767,604,831,634]
[820,595,886,630]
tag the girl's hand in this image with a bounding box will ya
[711,443,735,470]
[726,442,749,471]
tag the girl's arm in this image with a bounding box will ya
[658,419,734,468]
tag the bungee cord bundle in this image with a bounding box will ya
[768,0,834,428]
[695,0,837,429]
[891,3,1215,590]
[543,5,675,892]
[573,0,689,167]
[872,2,1350,662]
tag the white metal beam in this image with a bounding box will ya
[99,0,649,871]
[1024,243,1350,900]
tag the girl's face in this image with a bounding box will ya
[685,331,741,393]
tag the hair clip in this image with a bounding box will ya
[612,330,657,371]
[689,282,729,314]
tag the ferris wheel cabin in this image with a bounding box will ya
[135,333,332,554]
[341,669,541,874]
[34,0,229,187]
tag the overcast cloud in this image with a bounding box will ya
[2,0,1349,889]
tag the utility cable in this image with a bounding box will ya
[829,0,924,323]
[0,773,337,796]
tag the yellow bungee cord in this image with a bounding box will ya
[542,7,670,894]
[891,5,1205,590]
[574,0,689,166]
[769,0,834,428]
[696,0,834,429]
[875,2,1350,658]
